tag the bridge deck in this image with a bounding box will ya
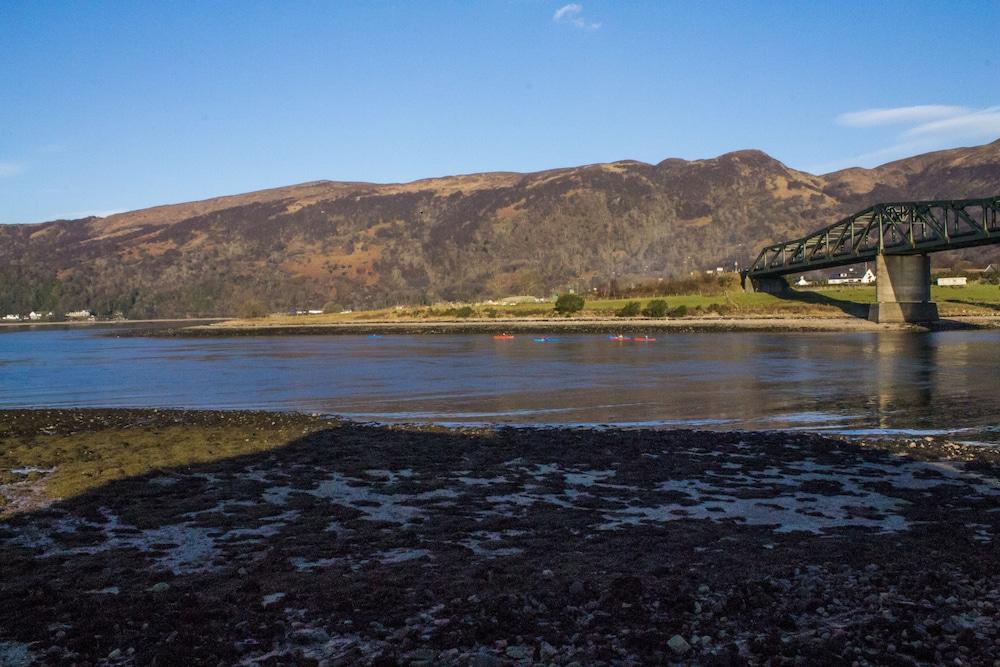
[746,196,1000,279]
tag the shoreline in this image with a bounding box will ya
[2,408,999,664]
[0,317,226,331]
[124,314,1000,337]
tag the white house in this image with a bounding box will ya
[795,276,811,286]
[828,267,875,285]
[937,276,967,286]
[2,314,20,321]
[499,296,543,305]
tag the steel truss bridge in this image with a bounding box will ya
[746,196,1000,279]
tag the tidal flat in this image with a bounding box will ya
[1,409,999,665]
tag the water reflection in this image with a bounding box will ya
[0,328,997,441]
[870,334,932,430]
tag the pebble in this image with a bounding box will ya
[505,644,533,660]
[291,628,328,644]
[147,582,170,593]
[668,635,691,655]
[406,648,437,663]
[468,652,501,667]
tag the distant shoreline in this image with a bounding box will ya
[6,314,999,337]
[0,318,226,330]
[127,315,1000,337]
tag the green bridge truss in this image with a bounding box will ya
[746,196,1000,278]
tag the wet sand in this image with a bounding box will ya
[1,410,999,665]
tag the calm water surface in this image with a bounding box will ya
[1,328,998,441]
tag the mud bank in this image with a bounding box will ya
[1,410,999,665]
[119,315,1000,338]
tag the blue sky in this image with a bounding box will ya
[1,1,998,224]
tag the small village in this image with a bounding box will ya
[0,310,93,323]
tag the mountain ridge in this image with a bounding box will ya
[1,140,998,318]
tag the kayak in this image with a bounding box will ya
[493,334,515,340]
[533,337,560,343]
[633,336,657,342]
[608,335,629,341]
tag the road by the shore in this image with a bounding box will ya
[0,318,225,330]
[1,409,998,665]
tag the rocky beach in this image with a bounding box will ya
[1,409,998,665]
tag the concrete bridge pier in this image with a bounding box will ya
[867,253,939,323]
[741,272,788,294]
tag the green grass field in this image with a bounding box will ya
[515,283,1000,317]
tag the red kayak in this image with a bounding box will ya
[633,336,657,342]
[493,334,515,340]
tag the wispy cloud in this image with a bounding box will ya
[553,3,601,30]
[0,161,24,178]
[814,104,1000,172]
[836,105,967,127]
[903,106,1000,139]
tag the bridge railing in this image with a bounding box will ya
[746,196,1000,278]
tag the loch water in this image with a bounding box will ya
[1,327,998,443]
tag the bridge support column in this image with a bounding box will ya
[742,274,788,294]
[867,254,939,323]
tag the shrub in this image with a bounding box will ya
[670,305,688,317]
[237,298,267,319]
[454,306,474,318]
[706,303,732,315]
[554,293,585,314]
[616,301,642,317]
[642,299,669,318]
